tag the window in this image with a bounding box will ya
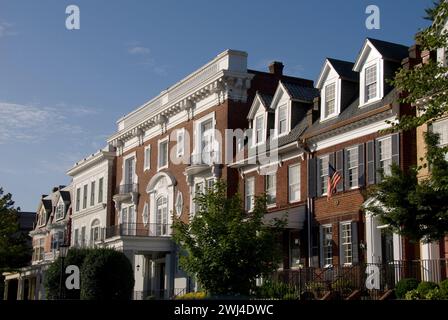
[80,226,86,248]
[82,185,88,209]
[90,219,101,245]
[37,208,46,226]
[206,178,215,191]
[324,83,336,118]
[432,118,448,161]
[278,105,287,135]
[98,178,104,203]
[125,156,135,185]
[144,145,151,170]
[290,232,301,268]
[156,196,168,236]
[201,119,214,163]
[340,222,353,265]
[33,238,45,262]
[158,139,169,169]
[177,129,184,157]
[245,177,255,212]
[365,65,377,102]
[74,229,79,247]
[347,147,359,188]
[51,231,64,251]
[194,182,204,213]
[322,225,333,267]
[288,164,300,203]
[319,155,329,195]
[255,115,264,145]
[378,137,392,176]
[76,188,80,212]
[265,174,276,206]
[55,203,64,220]
[90,181,95,206]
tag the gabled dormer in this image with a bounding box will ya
[270,81,318,138]
[54,190,71,221]
[36,197,52,228]
[353,38,408,107]
[316,58,358,121]
[247,92,273,146]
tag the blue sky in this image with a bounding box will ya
[0,0,433,211]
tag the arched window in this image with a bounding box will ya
[90,219,101,246]
[155,196,168,236]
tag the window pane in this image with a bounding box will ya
[288,164,300,202]
[322,225,333,266]
[320,156,329,194]
[325,83,336,117]
[341,223,352,264]
[365,65,377,101]
[347,147,359,188]
[245,178,255,211]
[265,174,276,205]
[379,137,392,176]
[278,105,287,134]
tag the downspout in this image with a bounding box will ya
[306,151,314,268]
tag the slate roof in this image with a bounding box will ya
[258,93,273,111]
[42,199,52,212]
[327,58,358,82]
[367,38,409,63]
[282,82,320,103]
[59,190,71,203]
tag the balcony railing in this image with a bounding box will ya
[190,151,221,166]
[116,183,138,194]
[105,223,171,238]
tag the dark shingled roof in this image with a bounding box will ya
[258,93,273,110]
[42,199,52,212]
[304,88,398,137]
[327,58,358,82]
[282,82,320,103]
[367,38,409,63]
[59,190,71,203]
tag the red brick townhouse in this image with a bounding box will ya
[232,38,422,276]
[3,185,72,300]
[103,50,315,299]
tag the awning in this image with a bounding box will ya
[263,205,307,229]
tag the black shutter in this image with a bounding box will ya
[339,223,345,266]
[316,158,322,197]
[375,139,382,183]
[308,158,317,198]
[351,221,359,264]
[336,150,344,192]
[391,133,400,165]
[344,149,350,191]
[366,141,375,185]
[319,225,324,268]
[358,144,365,187]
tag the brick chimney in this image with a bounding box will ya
[268,61,284,76]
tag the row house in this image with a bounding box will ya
[233,38,422,273]
[4,185,72,300]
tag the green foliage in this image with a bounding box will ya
[44,248,90,299]
[0,188,32,273]
[405,289,421,300]
[417,281,439,297]
[173,180,285,296]
[395,278,419,299]
[425,287,445,300]
[255,280,298,300]
[331,278,355,294]
[439,279,448,297]
[175,292,207,300]
[282,293,299,300]
[80,248,134,300]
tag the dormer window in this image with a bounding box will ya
[324,83,336,118]
[55,202,64,220]
[255,115,264,145]
[278,104,287,135]
[365,64,377,102]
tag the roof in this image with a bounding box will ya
[367,38,409,63]
[42,199,52,212]
[59,190,71,203]
[282,82,319,102]
[327,58,357,82]
[258,93,273,110]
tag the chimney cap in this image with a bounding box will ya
[268,61,284,75]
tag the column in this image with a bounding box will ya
[365,212,382,264]
[164,253,174,299]
[420,241,440,282]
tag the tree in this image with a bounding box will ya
[367,2,448,242]
[80,248,134,300]
[172,180,284,297]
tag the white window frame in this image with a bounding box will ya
[324,82,336,119]
[55,202,64,221]
[158,137,169,171]
[432,118,448,161]
[364,64,377,102]
[176,128,185,158]
[253,114,265,146]
[144,145,151,171]
[82,184,88,209]
[90,181,95,207]
[340,221,353,266]
[98,177,104,204]
[359,58,383,107]
[265,174,276,207]
[245,177,255,212]
[194,112,216,161]
[346,146,359,189]
[276,104,289,137]
[378,136,392,177]
[37,207,46,226]
[90,219,101,245]
[122,152,137,188]
[76,188,80,212]
[322,224,333,268]
[319,155,329,196]
[288,164,301,203]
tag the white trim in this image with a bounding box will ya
[157,136,169,171]
[288,163,301,203]
[194,112,216,156]
[320,79,341,121]
[144,145,151,171]
[121,151,138,187]
[176,128,185,158]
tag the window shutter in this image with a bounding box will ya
[336,150,344,192]
[319,225,324,268]
[391,133,400,165]
[344,149,350,191]
[358,144,365,187]
[351,221,359,264]
[375,139,382,183]
[329,152,335,167]
[366,141,375,185]
[316,158,322,197]
[339,223,345,266]
[308,158,317,198]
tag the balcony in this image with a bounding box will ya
[113,183,139,206]
[105,223,172,239]
[185,151,221,177]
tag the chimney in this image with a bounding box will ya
[268,61,284,76]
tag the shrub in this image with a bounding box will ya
[255,281,298,299]
[425,288,445,300]
[331,279,354,294]
[80,249,134,300]
[282,293,299,300]
[416,281,438,297]
[175,292,207,300]
[395,278,419,299]
[405,289,421,300]
[439,279,448,298]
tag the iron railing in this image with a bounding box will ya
[105,223,171,238]
[115,183,138,194]
[269,259,448,300]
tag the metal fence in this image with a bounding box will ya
[269,259,448,300]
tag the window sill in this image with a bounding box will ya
[359,97,381,108]
[288,199,301,204]
[157,164,168,171]
[267,204,276,209]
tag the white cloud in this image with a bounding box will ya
[128,46,150,55]
[0,22,16,38]
[126,42,168,76]
[0,102,96,144]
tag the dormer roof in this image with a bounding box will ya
[316,58,357,89]
[247,92,273,120]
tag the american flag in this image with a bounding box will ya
[327,163,342,200]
